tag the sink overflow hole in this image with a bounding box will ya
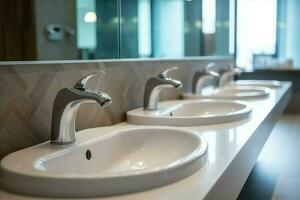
[86,150,92,160]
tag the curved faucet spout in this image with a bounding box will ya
[193,63,219,94]
[144,67,182,110]
[219,65,243,87]
[50,73,111,145]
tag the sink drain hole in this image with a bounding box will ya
[86,149,92,160]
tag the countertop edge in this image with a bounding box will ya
[204,83,292,200]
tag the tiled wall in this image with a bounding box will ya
[0,57,232,159]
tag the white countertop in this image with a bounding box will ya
[0,82,292,200]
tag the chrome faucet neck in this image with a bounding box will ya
[193,63,219,94]
[143,67,182,110]
[50,72,111,145]
[219,64,243,87]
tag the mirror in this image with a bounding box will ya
[1,0,299,70]
[118,0,233,58]
[0,0,232,62]
[0,0,119,61]
[77,0,119,59]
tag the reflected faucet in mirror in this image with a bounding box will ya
[51,72,112,145]
[143,67,182,110]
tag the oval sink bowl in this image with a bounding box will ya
[229,80,281,89]
[183,86,270,100]
[0,127,207,198]
[127,99,251,126]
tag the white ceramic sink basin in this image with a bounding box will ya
[127,99,251,126]
[183,85,270,100]
[0,127,207,198]
[229,80,281,88]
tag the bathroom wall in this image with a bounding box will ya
[0,57,232,159]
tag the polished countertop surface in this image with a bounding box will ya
[0,82,291,200]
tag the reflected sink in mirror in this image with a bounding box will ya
[0,127,207,198]
[183,85,270,100]
[229,80,282,89]
[127,99,251,126]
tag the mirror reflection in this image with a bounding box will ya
[0,0,119,61]
[121,0,231,58]
[77,0,119,59]
[0,0,232,61]
[1,0,299,71]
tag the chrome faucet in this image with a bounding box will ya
[219,63,243,87]
[193,63,219,94]
[51,72,112,145]
[144,67,182,110]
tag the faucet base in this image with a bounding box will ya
[50,139,77,145]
